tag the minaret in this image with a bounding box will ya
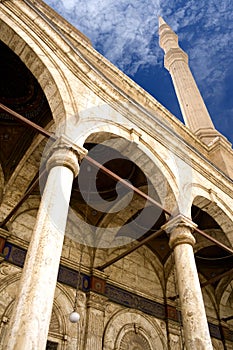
[158,17,219,145]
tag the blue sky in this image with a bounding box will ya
[44,0,233,145]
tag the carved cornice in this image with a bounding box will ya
[0,228,9,239]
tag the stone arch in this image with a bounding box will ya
[0,11,78,217]
[0,14,75,126]
[73,121,134,147]
[102,309,167,350]
[77,129,178,272]
[192,191,233,248]
[67,129,178,259]
[74,124,178,206]
[191,189,233,322]
[83,129,178,209]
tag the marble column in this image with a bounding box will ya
[4,136,84,350]
[162,215,213,350]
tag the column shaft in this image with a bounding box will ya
[173,242,212,349]
[163,215,213,350]
[4,138,79,350]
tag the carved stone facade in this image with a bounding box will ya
[0,1,233,349]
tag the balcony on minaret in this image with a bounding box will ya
[159,17,179,54]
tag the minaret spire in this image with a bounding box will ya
[158,17,219,145]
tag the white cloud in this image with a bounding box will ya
[44,0,162,74]
[44,0,233,84]
[160,0,233,103]
[44,0,233,139]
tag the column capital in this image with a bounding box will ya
[162,214,197,249]
[46,135,87,177]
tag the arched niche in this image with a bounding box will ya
[117,327,153,350]
[190,193,233,326]
[102,309,167,350]
[0,7,82,206]
[0,265,77,349]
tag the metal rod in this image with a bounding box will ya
[0,103,56,141]
[0,168,47,228]
[169,266,233,301]
[195,227,233,255]
[201,267,233,288]
[0,103,169,224]
[97,228,164,270]
[85,155,171,216]
[1,103,233,257]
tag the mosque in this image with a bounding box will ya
[0,0,233,349]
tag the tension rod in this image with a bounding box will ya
[0,103,56,141]
[0,103,233,257]
[0,103,169,224]
[97,228,164,270]
[201,267,233,288]
[0,168,46,229]
[85,155,170,216]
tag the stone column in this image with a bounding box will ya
[4,136,84,350]
[162,215,213,350]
